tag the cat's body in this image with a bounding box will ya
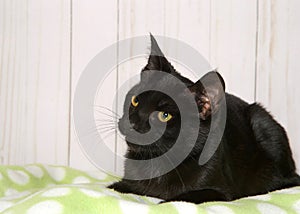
[108,35,300,203]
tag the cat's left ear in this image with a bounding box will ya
[188,71,225,120]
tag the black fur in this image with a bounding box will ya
[108,35,300,203]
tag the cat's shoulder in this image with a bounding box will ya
[225,93,277,122]
[224,93,249,116]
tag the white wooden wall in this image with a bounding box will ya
[1,0,300,173]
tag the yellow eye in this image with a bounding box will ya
[131,96,139,107]
[158,111,173,122]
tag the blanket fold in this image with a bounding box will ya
[1,164,300,214]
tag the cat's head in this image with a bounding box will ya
[118,35,225,158]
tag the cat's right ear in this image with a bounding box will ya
[188,71,225,120]
[146,33,166,70]
[141,34,175,82]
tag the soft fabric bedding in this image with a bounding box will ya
[1,164,300,214]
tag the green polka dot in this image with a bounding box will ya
[206,205,235,214]
[44,166,66,182]
[26,200,63,214]
[0,201,13,212]
[41,188,71,197]
[7,170,30,185]
[256,202,287,214]
[25,166,44,178]
[72,176,91,184]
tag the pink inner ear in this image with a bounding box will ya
[199,95,211,120]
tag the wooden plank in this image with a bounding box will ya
[164,0,211,82]
[70,0,118,171]
[210,0,257,103]
[0,0,70,164]
[256,0,300,170]
[116,0,165,174]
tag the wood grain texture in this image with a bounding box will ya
[164,0,211,80]
[1,0,300,173]
[210,0,257,103]
[256,0,300,170]
[0,0,70,165]
[69,0,118,171]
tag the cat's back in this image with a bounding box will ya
[223,92,284,140]
[221,93,300,197]
[223,92,293,165]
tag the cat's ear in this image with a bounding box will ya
[143,34,174,73]
[188,71,225,120]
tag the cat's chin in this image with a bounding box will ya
[124,140,144,155]
[124,138,137,149]
[124,137,130,144]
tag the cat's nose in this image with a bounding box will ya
[118,117,135,135]
[118,119,129,135]
[132,122,150,134]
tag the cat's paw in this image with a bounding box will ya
[107,181,131,194]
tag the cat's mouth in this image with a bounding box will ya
[117,121,137,143]
[117,118,127,135]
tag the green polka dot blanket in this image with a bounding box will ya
[1,165,300,214]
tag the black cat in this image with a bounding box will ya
[108,35,300,203]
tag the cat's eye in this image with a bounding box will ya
[131,96,139,107]
[158,111,173,122]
